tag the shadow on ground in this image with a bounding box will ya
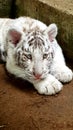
[0,62,73,130]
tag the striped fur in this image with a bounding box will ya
[0,17,73,95]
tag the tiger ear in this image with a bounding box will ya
[7,29,22,46]
[45,24,58,42]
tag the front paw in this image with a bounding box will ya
[58,68,73,83]
[34,79,63,95]
[63,69,73,83]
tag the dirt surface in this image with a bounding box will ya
[0,63,73,130]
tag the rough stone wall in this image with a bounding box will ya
[0,0,13,17]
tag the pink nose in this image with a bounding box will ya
[33,72,42,79]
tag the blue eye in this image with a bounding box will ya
[43,54,48,59]
[27,54,32,60]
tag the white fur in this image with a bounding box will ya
[0,17,73,95]
[33,74,63,95]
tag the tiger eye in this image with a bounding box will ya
[27,54,32,60]
[43,54,48,59]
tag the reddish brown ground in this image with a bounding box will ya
[0,62,73,130]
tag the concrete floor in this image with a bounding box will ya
[0,63,73,130]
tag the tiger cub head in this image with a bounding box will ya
[6,23,57,81]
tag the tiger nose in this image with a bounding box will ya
[33,72,42,79]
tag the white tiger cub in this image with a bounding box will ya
[0,17,73,95]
